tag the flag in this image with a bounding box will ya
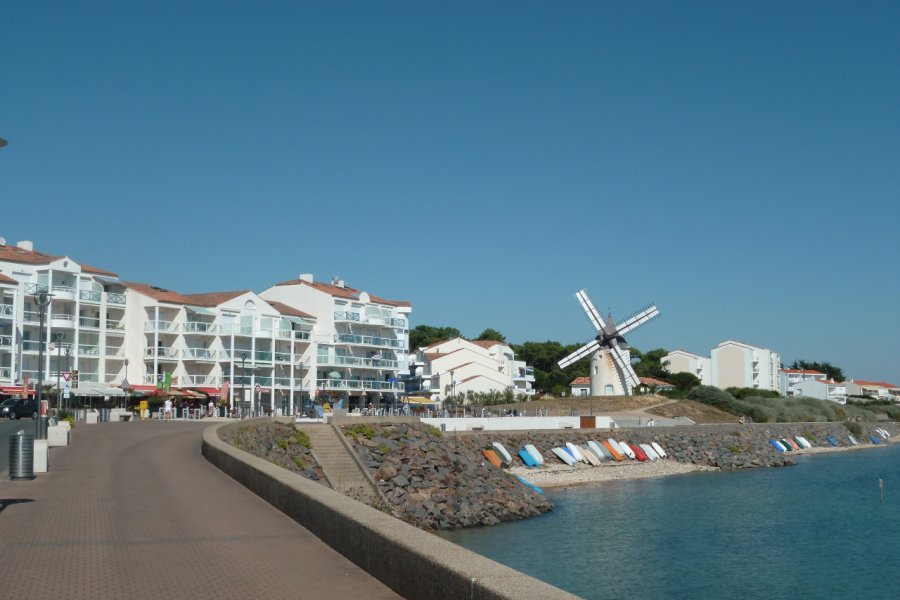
[220,380,229,400]
[23,373,30,392]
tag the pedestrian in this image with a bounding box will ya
[163,398,172,421]
[208,400,214,417]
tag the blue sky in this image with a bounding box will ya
[2,2,898,382]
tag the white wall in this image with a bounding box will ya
[422,416,615,432]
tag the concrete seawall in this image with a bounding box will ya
[202,418,579,600]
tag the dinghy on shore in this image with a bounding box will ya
[515,475,545,495]
[770,439,787,452]
[581,445,602,466]
[603,439,624,461]
[629,443,648,462]
[552,447,578,466]
[588,440,608,461]
[651,442,667,458]
[869,435,881,445]
[795,436,811,449]
[518,449,539,467]
[525,444,545,465]
[492,442,513,465]
[848,435,859,446]
[482,449,503,468]
[826,435,839,447]
[640,444,659,461]
[617,441,636,460]
[566,442,587,463]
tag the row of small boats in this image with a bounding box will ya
[770,428,892,453]
[482,439,668,470]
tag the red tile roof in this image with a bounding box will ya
[852,380,898,389]
[470,340,505,349]
[273,278,411,307]
[0,243,117,277]
[781,369,825,375]
[639,377,673,387]
[0,273,17,284]
[570,377,591,386]
[266,300,316,320]
[122,282,251,307]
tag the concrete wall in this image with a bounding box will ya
[422,416,613,431]
[202,418,578,600]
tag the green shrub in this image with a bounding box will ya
[293,430,311,448]
[844,421,863,436]
[728,446,741,454]
[276,437,288,450]
[346,424,375,440]
[292,456,306,470]
[375,443,390,454]
[426,425,442,438]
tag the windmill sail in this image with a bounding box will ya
[609,344,640,389]
[616,305,660,337]
[558,339,601,369]
[575,289,605,332]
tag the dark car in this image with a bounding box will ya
[0,397,38,420]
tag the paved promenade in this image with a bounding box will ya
[0,420,400,599]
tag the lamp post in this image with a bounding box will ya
[35,290,53,439]
[64,345,72,411]
[240,352,248,418]
[54,333,64,412]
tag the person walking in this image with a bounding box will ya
[163,398,173,421]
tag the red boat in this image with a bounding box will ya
[629,443,648,462]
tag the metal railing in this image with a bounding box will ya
[22,340,42,352]
[24,283,49,295]
[0,366,11,380]
[184,348,218,361]
[334,311,361,322]
[0,304,14,317]
[317,378,405,392]
[0,334,12,348]
[334,333,404,349]
[183,321,218,334]
[179,374,223,386]
[390,318,407,328]
[320,354,399,369]
[80,289,102,303]
[78,345,100,357]
[52,284,75,295]
[107,292,126,305]
[144,347,181,359]
[79,316,101,328]
[255,351,272,362]
[144,320,178,333]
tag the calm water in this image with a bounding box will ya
[441,446,900,599]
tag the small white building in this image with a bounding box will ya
[791,378,848,403]
[843,379,899,401]
[570,376,590,396]
[780,368,826,396]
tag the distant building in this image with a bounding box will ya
[843,379,899,401]
[569,376,590,396]
[637,376,675,394]
[662,350,711,385]
[407,338,534,403]
[780,368,827,396]
[791,378,848,404]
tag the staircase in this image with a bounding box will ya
[304,424,380,504]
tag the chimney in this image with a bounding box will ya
[17,240,33,251]
[298,273,313,283]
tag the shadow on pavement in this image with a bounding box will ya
[0,499,34,514]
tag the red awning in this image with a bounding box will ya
[192,387,222,396]
[0,386,37,396]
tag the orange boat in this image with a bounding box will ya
[481,449,503,468]
[602,439,623,461]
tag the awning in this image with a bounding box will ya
[186,306,216,316]
[406,396,437,405]
[192,387,222,397]
[0,386,36,396]
[66,382,130,397]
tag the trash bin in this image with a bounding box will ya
[9,432,35,481]
[99,408,110,422]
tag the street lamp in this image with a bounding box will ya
[54,333,64,412]
[35,290,53,439]
[64,345,72,410]
[240,352,248,418]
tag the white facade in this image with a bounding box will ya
[569,377,590,396]
[843,379,898,401]
[710,340,781,392]
[662,350,712,385]
[407,338,534,402]
[779,369,826,396]
[261,275,411,408]
[791,378,848,404]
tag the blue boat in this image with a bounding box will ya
[826,435,839,447]
[515,475,544,495]
[869,435,881,445]
[770,439,786,452]
[563,446,577,460]
[518,449,538,468]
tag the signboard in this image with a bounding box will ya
[255,383,261,394]
[71,370,79,388]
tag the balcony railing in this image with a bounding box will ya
[184,321,218,334]
[390,318,407,328]
[0,334,12,348]
[276,329,312,341]
[80,289,102,303]
[179,374,223,386]
[79,345,101,357]
[79,316,101,328]
[317,378,405,392]
[334,334,404,349]
[23,311,39,323]
[221,324,254,336]
[22,340,43,352]
[79,372,100,383]
[0,366,11,380]
[0,304,13,317]
[144,320,178,333]
[107,292,126,305]
[320,355,399,369]
[274,351,292,363]
[24,283,49,295]
[255,351,272,362]
[106,347,125,357]
[184,348,218,361]
[145,347,181,360]
[334,311,361,322]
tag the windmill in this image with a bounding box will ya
[558,290,660,396]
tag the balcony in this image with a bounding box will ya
[106,321,126,336]
[0,334,12,349]
[179,374,223,386]
[221,323,253,336]
[184,321,218,335]
[51,284,76,301]
[22,340,42,352]
[107,292,126,305]
[78,345,101,357]
[80,289,102,303]
[334,311,361,323]
[184,348,218,362]
[273,351,292,363]
[334,334,404,350]
[0,304,13,318]
[105,347,125,358]
[390,318,407,328]
[144,320,178,334]
[145,347,180,361]
[276,329,312,341]
[79,316,101,329]
[79,372,100,383]
[24,283,49,295]
[255,351,273,363]
[317,378,405,392]
[50,313,75,328]
[319,354,399,369]
[0,366,11,380]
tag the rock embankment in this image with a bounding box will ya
[220,421,330,487]
[341,422,553,530]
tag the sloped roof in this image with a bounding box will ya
[122,282,249,307]
[273,278,411,307]
[639,377,673,387]
[781,369,825,375]
[470,340,506,349]
[0,243,117,277]
[852,380,898,389]
[267,300,316,320]
[0,273,17,285]
[570,377,591,386]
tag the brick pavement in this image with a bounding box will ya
[0,420,401,599]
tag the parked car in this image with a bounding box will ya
[0,397,39,420]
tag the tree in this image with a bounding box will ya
[408,325,462,350]
[631,347,670,379]
[668,372,701,393]
[474,328,506,342]
[790,359,845,382]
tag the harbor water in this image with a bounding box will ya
[441,445,900,599]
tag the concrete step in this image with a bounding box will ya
[302,425,380,503]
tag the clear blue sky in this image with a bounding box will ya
[2,2,898,383]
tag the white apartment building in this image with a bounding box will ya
[261,275,411,409]
[662,350,712,385]
[779,368,826,396]
[663,341,781,393]
[406,338,535,402]
[843,379,899,401]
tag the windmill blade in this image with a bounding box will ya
[615,305,660,337]
[558,339,601,369]
[609,344,640,388]
[575,289,605,332]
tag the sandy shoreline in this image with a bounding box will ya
[513,436,898,490]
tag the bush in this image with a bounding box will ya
[293,429,312,448]
[844,421,863,436]
[345,424,375,440]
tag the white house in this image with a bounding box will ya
[662,350,712,385]
[843,379,899,401]
[780,368,827,396]
[408,338,534,403]
[570,376,590,396]
[791,378,848,404]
